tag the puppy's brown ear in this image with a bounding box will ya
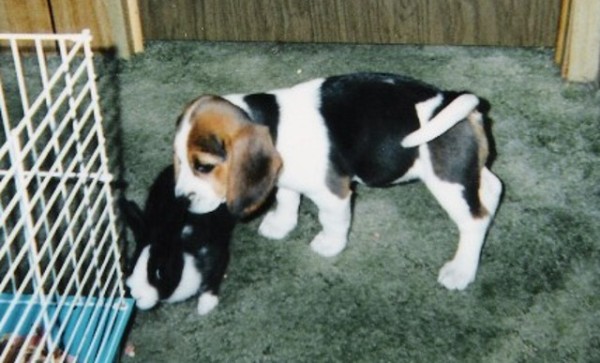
[226,125,282,217]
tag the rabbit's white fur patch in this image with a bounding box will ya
[197,292,219,315]
[126,246,159,310]
[126,247,202,309]
[165,253,202,303]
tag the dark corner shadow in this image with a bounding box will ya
[94,46,132,265]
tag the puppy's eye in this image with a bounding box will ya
[155,269,161,280]
[193,160,215,174]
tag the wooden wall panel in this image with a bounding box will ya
[0,0,143,57]
[0,0,53,48]
[0,0,53,34]
[50,0,144,55]
[50,0,115,49]
[139,0,561,46]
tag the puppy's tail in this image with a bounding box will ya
[401,93,480,148]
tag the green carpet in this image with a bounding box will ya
[98,41,600,362]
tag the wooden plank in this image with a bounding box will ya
[49,0,142,57]
[555,0,572,64]
[0,0,53,34]
[102,0,144,57]
[138,0,200,40]
[0,0,142,57]
[139,0,561,47]
[123,0,144,54]
[50,0,114,49]
[561,0,600,82]
[0,0,53,48]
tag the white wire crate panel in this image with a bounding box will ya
[0,30,134,362]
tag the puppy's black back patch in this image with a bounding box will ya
[319,73,439,186]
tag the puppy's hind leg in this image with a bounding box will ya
[259,188,301,239]
[479,168,503,219]
[423,167,502,290]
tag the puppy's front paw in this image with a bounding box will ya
[197,292,219,315]
[437,259,477,290]
[310,232,347,257]
[258,210,297,240]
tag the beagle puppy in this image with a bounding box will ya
[173,72,503,290]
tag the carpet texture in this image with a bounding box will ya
[95,41,599,362]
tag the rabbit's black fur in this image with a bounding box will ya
[120,165,236,314]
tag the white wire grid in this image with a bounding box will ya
[0,30,133,362]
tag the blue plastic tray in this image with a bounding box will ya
[0,293,134,362]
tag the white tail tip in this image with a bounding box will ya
[401,93,479,148]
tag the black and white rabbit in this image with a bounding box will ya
[120,165,237,315]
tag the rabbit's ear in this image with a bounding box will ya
[118,197,145,245]
[144,165,181,227]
